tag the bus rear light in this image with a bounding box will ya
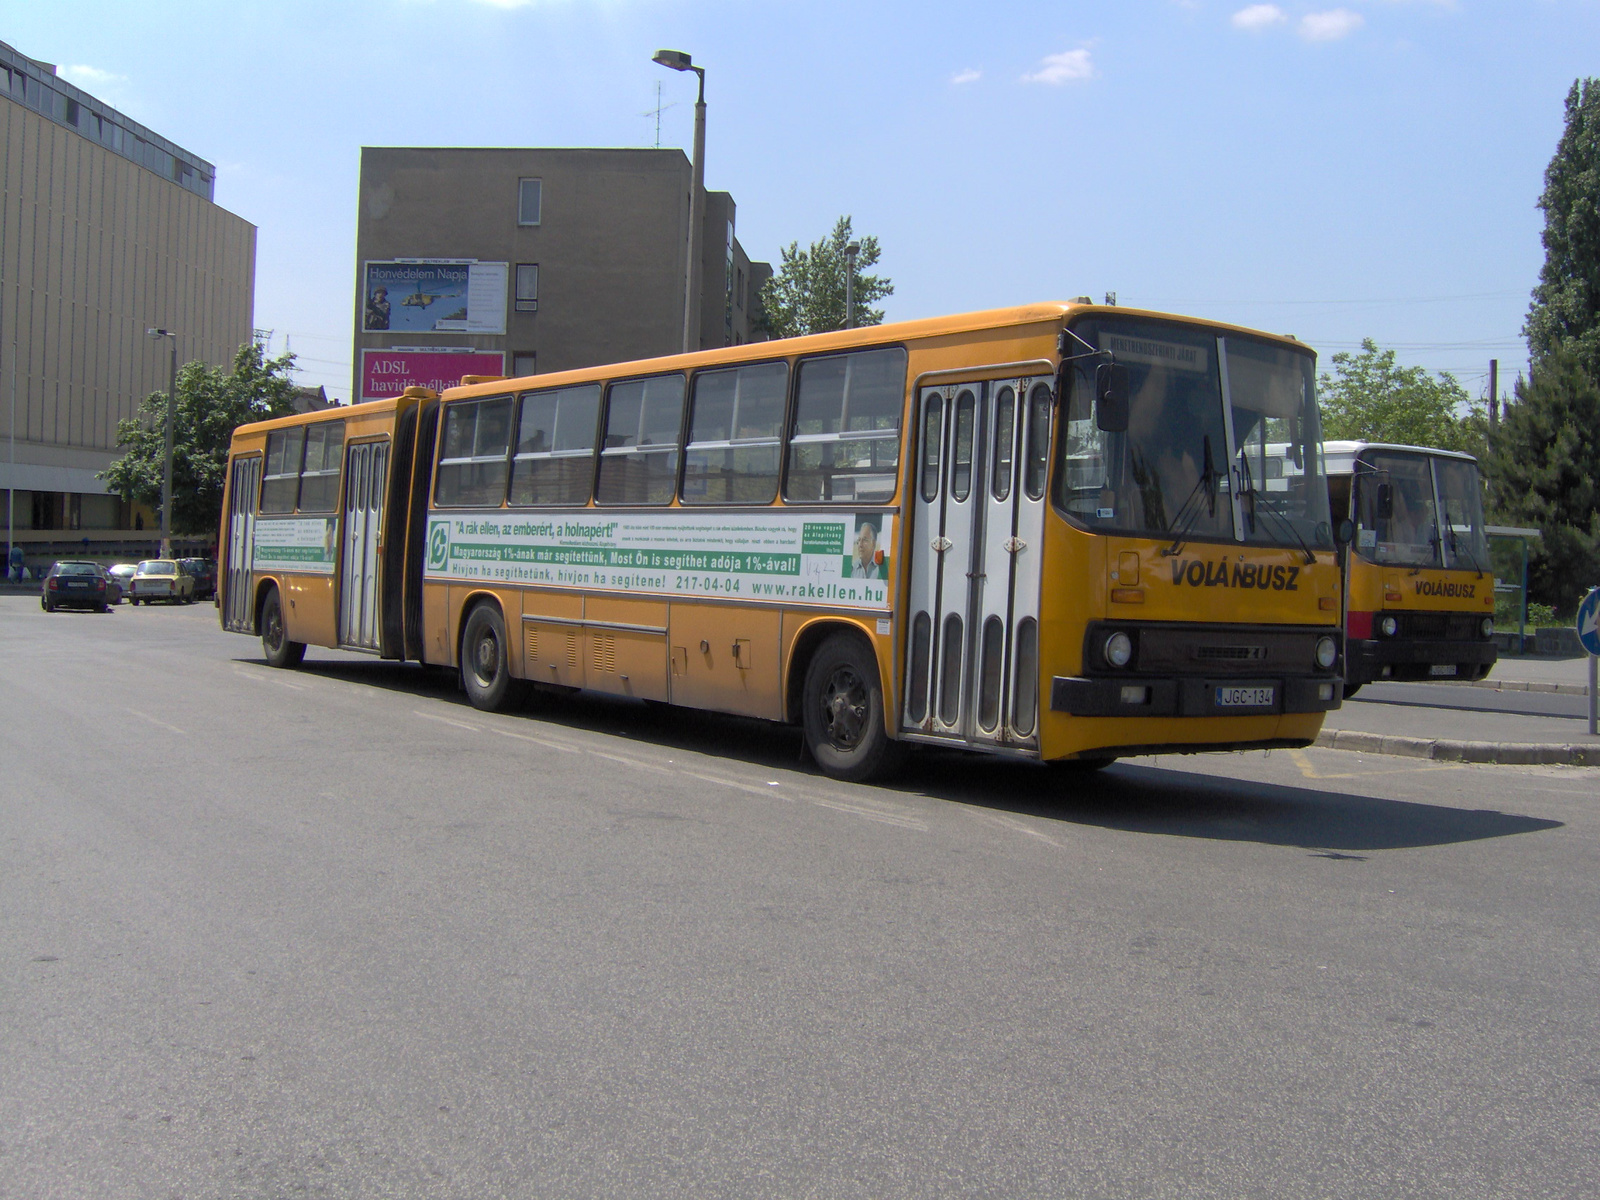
[1110,587,1144,604]
[1385,589,1403,602]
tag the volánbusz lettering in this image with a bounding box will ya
[1168,559,1299,591]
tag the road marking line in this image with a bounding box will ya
[232,666,307,691]
[964,808,1065,847]
[125,707,186,735]
[589,749,674,775]
[681,769,792,799]
[811,798,927,831]
[1289,748,1465,780]
[412,710,482,733]
[489,727,581,753]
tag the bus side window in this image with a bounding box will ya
[682,361,788,504]
[297,421,345,512]
[435,396,513,507]
[509,384,601,506]
[784,346,906,503]
[596,373,686,505]
[261,427,305,513]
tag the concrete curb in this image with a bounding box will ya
[1465,679,1589,697]
[1315,728,1600,766]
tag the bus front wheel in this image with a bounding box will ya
[802,633,901,783]
[461,603,522,712]
[260,587,306,669]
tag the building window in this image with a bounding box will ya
[515,264,539,313]
[512,352,537,377]
[518,178,542,226]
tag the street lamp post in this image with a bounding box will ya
[147,328,178,557]
[844,240,860,330]
[653,49,706,355]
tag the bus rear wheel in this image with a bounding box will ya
[461,603,522,712]
[802,633,901,783]
[260,586,306,669]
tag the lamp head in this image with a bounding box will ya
[147,328,173,339]
[653,49,693,71]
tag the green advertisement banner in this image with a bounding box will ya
[253,517,337,575]
[425,509,893,609]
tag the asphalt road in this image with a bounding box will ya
[3,598,1598,1199]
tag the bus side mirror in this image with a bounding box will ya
[1095,362,1129,433]
[1376,483,1394,520]
[1335,518,1355,546]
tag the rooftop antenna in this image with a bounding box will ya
[642,81,678,148]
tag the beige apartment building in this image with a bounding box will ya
[353,147,769,401]
[0,38,256,561]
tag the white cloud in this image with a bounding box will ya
[1231,4,1287,31]
[1299,9,1364,40]
[951,68,981,85]
[1021,48,1095,86]
[58,64,127,90]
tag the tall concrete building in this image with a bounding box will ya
[0,38,256,560]
[353,147,770,402]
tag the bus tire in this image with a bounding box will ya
[461,602,522,712]
[1342,683,1363,699]
[802,633,901,782]
[260,586,306,669]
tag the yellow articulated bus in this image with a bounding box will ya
[1319,441,1497,696]
[218,303,1346,781]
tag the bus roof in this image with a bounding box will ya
[231,393,408,440]
[442,301,1317,402]
[1322,440,1481,475]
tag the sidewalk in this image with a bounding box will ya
[1468,653,1592,695]
[1320,678,1599,766]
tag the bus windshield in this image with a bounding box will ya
[1057,317,1333,550]
[1353,449,1489,570]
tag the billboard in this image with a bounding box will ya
[362,260,508,334]
[360,348,506,400]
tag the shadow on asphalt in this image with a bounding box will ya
[256,655,1564,855]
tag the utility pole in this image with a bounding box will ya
[844,241,859,329]
[147,328,178,557]
[1488,359,1499,440]
[653,50,706,355]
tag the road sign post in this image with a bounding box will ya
[1577,587,1600,736]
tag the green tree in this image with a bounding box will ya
[1524,78,1600,380]
[1484,349,1600,613]
[1316,339,1482,455]
[102,342,299,538]
[756,215,893,338]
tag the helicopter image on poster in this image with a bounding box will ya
[401,281,444,308]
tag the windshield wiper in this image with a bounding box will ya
[1442,505,1485,578]
[1247,492,1319,565]
[1161,435,1219,557]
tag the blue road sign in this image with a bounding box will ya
[1578,587,1600,657]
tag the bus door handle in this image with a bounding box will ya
[965,571,987,580]
[932,536,953,553]
[1003,536,1026,553]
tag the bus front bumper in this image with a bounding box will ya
[1050,675,1342,718]
[1346,638,1497,685]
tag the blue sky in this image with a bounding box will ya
[5,0,1596,402]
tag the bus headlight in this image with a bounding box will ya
[1481,616,1494,638]
[1315,636,1338,670]
[1104,631,1133,668]
[1378,615,1399,637]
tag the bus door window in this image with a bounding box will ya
[509,384,601,506]
[682,362,788,504]
[597,373,686,505]
[435,396,513,507]
[784,347,907,503]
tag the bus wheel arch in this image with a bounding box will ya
[458,595,523,712]
[790,622,902,782]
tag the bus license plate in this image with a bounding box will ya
[1429,664,1457,676]
[1215,685,1274,708]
